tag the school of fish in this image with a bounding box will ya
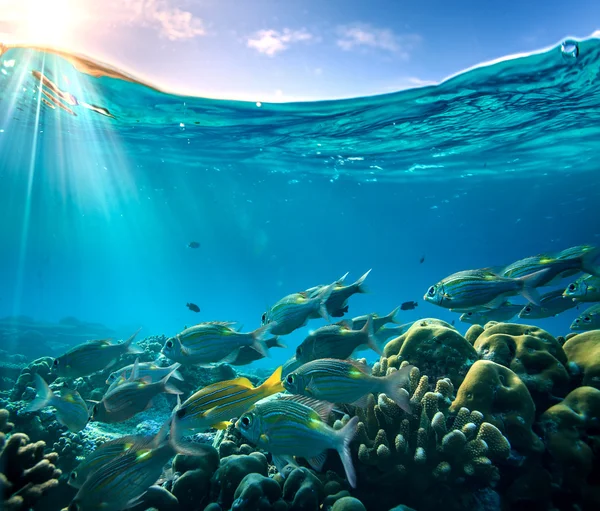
[20,245,600,510]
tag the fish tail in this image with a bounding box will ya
[335,415,359,488]
[385,305,402,325]
[353,269,371,294]
[25,374,54,412]
[315,282,336,321]
[257,366,284,395]
[361,315,383,356]
[382,366,412,413]
[249,324,271,358]
[336,272,350,285]
[160,367,184,395]
[581,246,600,278]
[168,363,185,382]
[124,328,144,354]
[517,268,550,305]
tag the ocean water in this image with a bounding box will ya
[1,38,600,363]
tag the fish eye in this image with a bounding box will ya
[176,407,187,419]
[568,284,576,291]
[261,312,266,323]
[166,340,173,349]
[70,472,77,481]
[296,347,302,356]
[53,359,59,366]
[525,306,531,313]
[427,286,436,296]
[584,316,591,322]
[286,375,294,385]
[240,415,252,428]
[467,312,473,316]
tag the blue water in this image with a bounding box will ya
[1,38,600,368]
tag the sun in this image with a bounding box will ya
[19,0,79,46]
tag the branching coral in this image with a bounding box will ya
[0,409,61,511]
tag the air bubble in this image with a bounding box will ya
[560,40,579,59]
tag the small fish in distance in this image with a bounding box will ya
[186,303,200,313]
[400,301,418,311]
[420,255,425,264]
[187,241,200,249]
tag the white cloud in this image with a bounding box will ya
[247,28,313,56]
[336,23,421,58]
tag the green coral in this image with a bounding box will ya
[382,319,478,387]
[450,360,543,453]
[563,330,600,389]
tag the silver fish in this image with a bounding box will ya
[459,303,524,325]
[106,362,183,389]
[563,274,600,302]
[295,316,381,364]
[349,305,401,331]
[231,338,287,366]
[236,396,359,487]
[518,289,578,319]
[424,268,549,311]
[283,359,412,411]
[25,374,88,432]
[262,282,336,336]
[90,361,182,423]
[162,322,271,366]
[570,303,600,331]
[52,329,143,378]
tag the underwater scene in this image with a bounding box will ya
[1,33,600,511]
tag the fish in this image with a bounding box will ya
[106,362,183,390]
[235,395,360,487]
[262,282,336,336]
[349,306,401,331]
[282,356,303,378]
[459,303,524,325]
[67,423,213,511]
[306,270,371,320]
[518,289,578,319]
[230,338,287,366]
[400,301,418,311]
[420,256,425,264]
[295,316,381,364]
[186,303,200,313]
[570,303,600,331]
[283,359,412,411]
[424,268,549,311]
[52,329,143,378]
[69,435,147,489]
[371,323,413,347]
[170,366,284,446]
[90,361,182,423]
[563,275,600,302]
[162,322,271,366]
[501,245,600,284]
[24,374,89,432]
[187,241,200,249]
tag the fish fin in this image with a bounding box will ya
[86,399,101,404]
[161,367,183,395]
[168,363,184,382]
[305,451,328,472]
[481,294,512,311]
[383,366,413,413]
[249,325,271,358]
[351,395,369,408]
[386,305,402,325]
[361,315,383,356]
[211,421,231,430]
[353,269,371,293]
[129,358,141,381]
[272,338,287,349]
[335,415,360,489]
[25,374,54,412]
[258,366,284,394]
[277,395,334,422]
[272,455,297,475]
[86,338,113,346]
[216,349,241,365]
[316,282,336,321]
[336,272,350,285]
[123,328,144,354]
[227,377,254,388]
[516,268,551,305]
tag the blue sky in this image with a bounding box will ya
[1,0,599,100]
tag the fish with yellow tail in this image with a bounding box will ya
[236,395,360,488]
[170,366,284,450]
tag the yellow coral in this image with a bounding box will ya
[450,360,543,452]
[563,330,600,389]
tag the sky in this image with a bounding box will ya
[0,0,599,101]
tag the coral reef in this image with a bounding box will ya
[0,409,62,511]
[562,330,600,389]
[467,322,570,405]
[450,359,543,453]
[383,319,478,387]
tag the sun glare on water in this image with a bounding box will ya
[17,0,79,46]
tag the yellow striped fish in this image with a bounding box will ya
[170,366,283,448]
